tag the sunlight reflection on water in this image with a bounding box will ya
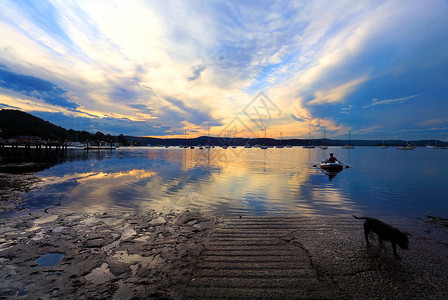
[13,147,448,218]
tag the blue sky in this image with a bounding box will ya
[1,0,448,140]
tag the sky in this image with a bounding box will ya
[1,0,448,140]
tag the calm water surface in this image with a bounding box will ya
[4,147,448,218]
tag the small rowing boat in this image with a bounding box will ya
[319,161,344,171]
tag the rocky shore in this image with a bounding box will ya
[0,209,218,299]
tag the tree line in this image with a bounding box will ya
[0,109,129,145]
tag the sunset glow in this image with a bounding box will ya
[1,0,447,140]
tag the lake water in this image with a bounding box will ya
[2,146,448,219]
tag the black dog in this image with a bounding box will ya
[353,215,409,259]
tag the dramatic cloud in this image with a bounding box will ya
[0,0,447,139]
[0,67,79,109]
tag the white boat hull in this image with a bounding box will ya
[319,161,344,171]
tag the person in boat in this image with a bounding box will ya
[326,153,337,163]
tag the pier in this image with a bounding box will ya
[0,142,68,150]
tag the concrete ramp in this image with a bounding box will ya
[185,216,347,299]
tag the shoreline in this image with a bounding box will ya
[1,208,447,298]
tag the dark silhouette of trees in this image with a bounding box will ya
[117,134,128,145]
[0,109,127,145]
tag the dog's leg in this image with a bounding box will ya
[363,223,370,245]
[391,241,400,259]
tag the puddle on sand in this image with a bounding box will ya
[85,262,115,284]
[28,215,60,232]
[112,249,155,265]
[35,253,65,267]
[34,215,58,225]
[52,226,64,233]
[113,280,133,300]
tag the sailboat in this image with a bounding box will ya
[275,131,285,148]
[425,138,436,148]
[231,127,237,148]
[189,129,195,149]
[303,131,316,148]
[397,144,415,150]
[318,131,328,149]
[221,130,228,149]
[182,130,188,148]
[342,131,355,149]
[377,133,388,148]
[397,130,415,150]
[435,133,447,149]
[205,122,211,148]
[261,126,268,149]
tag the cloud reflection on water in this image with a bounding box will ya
[19,147,448,218]
[30,148,340,216]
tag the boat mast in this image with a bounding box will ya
[207,122,210,145]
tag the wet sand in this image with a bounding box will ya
[0,173,40,214]
[0,209,218,299]
[1,209,448,299]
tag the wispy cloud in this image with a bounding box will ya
[188,65,206,81]
[0,102,20,110]
[340,105,354,114]
[364,94,419,108]
[417,117,448,127]
[308,76,368,105]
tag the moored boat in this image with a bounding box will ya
[342,131,355,149]
[303,131,315,148]
[377,133,388,148]
[318,130,328,149]
[397,144,415,150]
[398,130,415,150]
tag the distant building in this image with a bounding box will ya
[12,136,43,144]
[46,139,60,145]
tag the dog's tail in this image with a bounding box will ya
[353,215,367,220]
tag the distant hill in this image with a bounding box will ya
[125,135,446,147]
[1,109,446,147]
[0,109,126,144]
[0,109,67,139]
